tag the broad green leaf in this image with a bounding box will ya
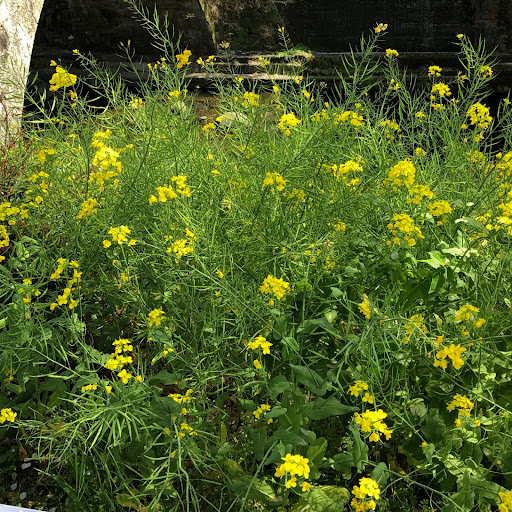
[303,396,357,420]
[290,364,327,396]
[307,437,328,465]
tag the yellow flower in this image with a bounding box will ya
[105,385,112,394]
[358,294,371,319]
[385,49,399,57]
[428,65,442,77]
[81,384,97,393]
[176,49,191,69]
[117,369,132,384]
[148,308,166,327]
[0,408,17,423]
[302,482,312,492]
[374,23,388,33]
[259,275,290,300]
[278,113,301,135]
[49,65,77,91]
[253,359,262,370]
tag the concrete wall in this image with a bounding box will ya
[0,0,44,143]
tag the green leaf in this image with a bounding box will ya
[290,364,327,396]
[272,429,308,447]
[303,396,357,420]
[307,437,328,465]
[228,477,281,506]
[304,485,350,512]
[268,375,291,399]
[266,406,288,419]
[250,426,267,460]
[371,462,388,486]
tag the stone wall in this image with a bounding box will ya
[0,0,44,143]
[278,0,512,53]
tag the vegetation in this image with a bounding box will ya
[1,8,512,512]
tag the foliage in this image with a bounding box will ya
[1,13,512,512]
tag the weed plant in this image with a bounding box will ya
[1,6,512,512]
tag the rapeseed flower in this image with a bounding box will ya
[354,409,392,442]
[387,159,415,189]
[278,113,301,135]
[351,477,380,512]
[0,408,17,423]
[262,172,286,192]
[275,453,310,479]
[359,294,371,320]
[49,65,77,91]
[447,394,474,418]
[247,335,273,354]
[148,308,166,327]
[387,213,424,246]
[259,275,290,300]
[434,344,466,370]
[81,384,97,393]
[499,490,512,512]
[385,49,399,58]
[428,65,442,77]
[176,49,191,69]
[253,403,271,419]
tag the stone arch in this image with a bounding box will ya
[1,0,217,143]
[0,0,45,143]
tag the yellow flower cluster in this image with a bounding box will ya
[89,130,123,190]
[387,213,424,246]
[427,200,452,225]
[49,64,77,91]
[380,119,400,140]
[177,422,196,437]
[176,49,191,69]
[465,102,492,142]
[385,48,399,57]
[333,110,364,128]
[253,403,271,419]
[351,477,380,512]
[278,112,301,135]
[407,184,434,204]
[148,308,166,327]
[149,175,191,203]
[104,338,133,373]
[0,408,17,423]
[354,409,392,442]
[259,274,291,300]
[81,384,97,393]
[359,294,371,320]
[49,259,82,311]
[434,343,466,370]
[374,23,388,33]
[387,159,415,189]
[166,227,197,261]
[262,172,286,192]
[447,394,474,420]
[403,314,427,344]
[348,380,374,404]
[428,65,442,77]
[103,225,136,248]
[500,490,512,512]
[480,65,493,78]
[455,304,486,330]
[77,198,98,219]
[275,453,311,491]
[247,335,273,354]
[168,389,194,404]
[17,278,41,306]
[241,91,260,107]
[431,83,451,98]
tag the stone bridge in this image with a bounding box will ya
[1,0,512,142]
